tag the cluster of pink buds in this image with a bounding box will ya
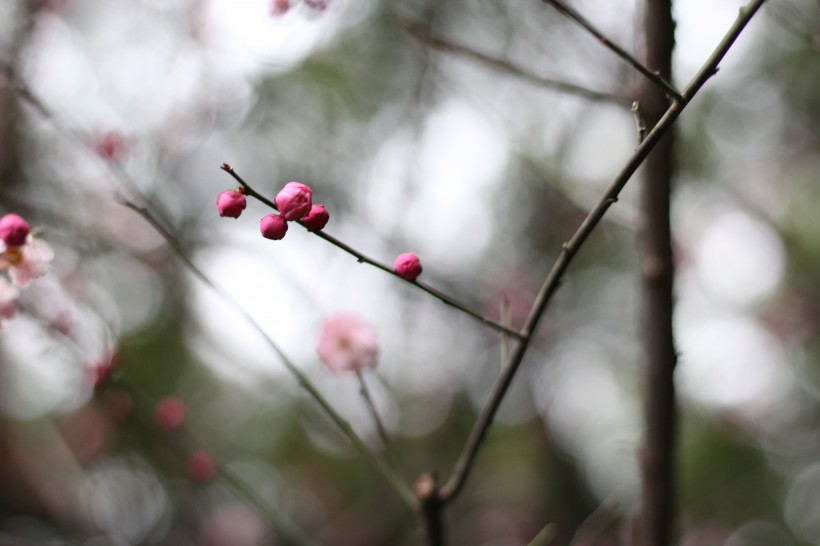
[217,181,330,241]
[0,213,54,325]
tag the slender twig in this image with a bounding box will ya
[438,0,769,503]
[500,296,511,367]
[631,100,647,144]
[219,163,524,341]
[118,198,418,514]
[543,0,684,102]
[355,369,395,463]
[402,22,631,106]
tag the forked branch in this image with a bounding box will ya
[438,0,769,505]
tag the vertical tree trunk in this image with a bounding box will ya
[637,1,677,546]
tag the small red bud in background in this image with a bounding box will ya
[186,451,217,483]
[155,397,186,430]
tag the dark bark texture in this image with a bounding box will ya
[637,1,678,546]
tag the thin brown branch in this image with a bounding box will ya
[220,163,525,341]
[355,369,396,466]
[438,0,769,504]
[402,22,632,106]
[543,0,684,102]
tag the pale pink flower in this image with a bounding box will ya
[0,213,30,247]
[0,237,54,287]
[186,451,217,483]
[155,397,186,430]
[216,189,247,218]
[301,204,329,231]
[317,313,378,373]
[0,277,18,322]
[274,182,313,221]
[394,252,422,281]
[260,213,288,240]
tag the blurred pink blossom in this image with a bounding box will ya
[302,203,329,231]
[274,182,313,221]
[0,237,54,287]
[394,252,422,281]
[317,313,378,373]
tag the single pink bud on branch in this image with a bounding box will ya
[275,182,313,221]
[317,313,378,373]
[216,189,247,219]
[260,214,288,240]
[302,204,329,231]
[0,214,30,247]
[394,252,422,281]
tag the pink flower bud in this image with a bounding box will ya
[0,214,30,247]
[274,182,313,221]
[155,397,186,430]
[260,214,288,240]
[394,252,422,281]
[317,313,378,373]
[186,451,217,483]
[302,204,329,231]
[216,190,247,219]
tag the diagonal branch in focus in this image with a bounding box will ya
[437,0,770,506]
[543,0,684,102]
[220,163,524,341]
